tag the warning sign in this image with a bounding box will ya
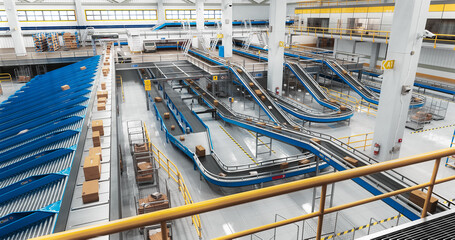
[144,79,151,91]
[381,60,395,70]
[213,75,218,81]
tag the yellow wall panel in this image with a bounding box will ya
[320,8,330,14]
[342,8,354,13]
[311,9,321,14]
[354,7,368,13]
[429,4,444,12]
[331,8,342,14]
[444,4,455,12]
[368,7,384,13]
[383,6,394,12]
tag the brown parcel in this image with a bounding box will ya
[280,162,289,169]
[92,120,104,136]
[97,103,106,111]
[137,162,154,174]
[195,145,205,157]
[310,138,321,144]
[101,82,106,90]
[409,190,438,213]
[298,159,310,165]
[83,155,101,181]
[98,97,107,104]
[254,89,263,96]
[82,180,99,204]
[61,85,70,91]
[154,97,162,103]
[97,90,108,99]
[89,147,102,161]
[163,112,170,119]
[92,131,101,147]
[343,156,358,167]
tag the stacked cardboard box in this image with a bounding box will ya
[92,120,104,136]
[137,162,154,183]
[83,155,101,181]
[137,194,169,214]
[63,32,79,49]
[82,180,99,204]
[92,131,101,147]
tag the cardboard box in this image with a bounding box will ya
[80,66,86,70]
[97,103,106,111]
[329,99,337,104]
[137,162,154,174]
[298,159,310,165]
[340,105,347,111]
[409,190,438,213]
[249,82,254,87]
[137,174,154,183]
[82,180,99,204]
[179,136,185,141]
[97,91,108,99]
[195,145,205,157]
[101,82,106,90]
[236,68,243,73]
[92,120,104,136]
[202,92,206,96]
[18,76,25,82]
[254,90,263,96]
[256,122,266,127]
[213,100,219,107]
[273,126,282,132]
[154,97,162,103]
[164,112,170,119]
[343,156,358,167]
[134,143,148,153]
[92,131,101,147]
[171,125,176,130]
[102,66,110,76]
[98,97,107,104]
[310,138,321,144]
[83,155,101,181]
[218,173,227,177]
[245,118,252,122]
[280,162,289,169]
[293,126,301,131]
[89,147,102,161]
[25,76,31,82]
[61,85,70,91]
[261,96,266,101]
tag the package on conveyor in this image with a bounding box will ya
[164,112,170,119]
[137,162,154,175]
[97,90,108,99]
[89,147,102,161]
[102,66,110,76]
[82,180,99,204]
[409,190,438,214]
[98,97,107,104]
[340,105,348,111]
[310,138,321,144]
[101,82,106,90]
[254,89,263,96]
[97,103,106,111]
[92,120,104,136]
[260,96,266,101]
[213,100,219,107]
[179,136,185,141]
[61,85,70,91]
[80,66,86,70]
[134,143,149,153]
[195,145,205,157]
[171,125,176,130]
[272,126,282,132]
[154,97,162,103]
[343,156,358,167]
[83,154,101,181]
[92,131,101,147]
[298,159,310,165]
[280,162,289,169]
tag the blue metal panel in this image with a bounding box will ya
[0,169,69,204]
[0,148,74,181]
[0,130,79,163]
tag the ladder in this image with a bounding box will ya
[80,27,95,47]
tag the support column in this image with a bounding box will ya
[196,0,205,32]
[369,42,380,71]
[267,0,286,94]
[372,0,431,161]
[157,0,165,23]
[221,0,233,58]
[74,0,85,28]
[4,0,26,56]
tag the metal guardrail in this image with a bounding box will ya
[143,123,202,239]
[31,147,455,240]
[0,50,94,65]
[0,73,13,83]
[115,75,125,103]
[337,132,374,151]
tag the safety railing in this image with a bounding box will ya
[337,132,374,151]
[297,0,391,7]
[0,73,13,83]
[0,50,94,65]
[142,123,202,239]
[357,98,378,116]
[288,26,455,48]
[115,75,125,103]
[31,147,455,240]
[321,86,379,116]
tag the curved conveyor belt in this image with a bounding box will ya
[178,49,453,220]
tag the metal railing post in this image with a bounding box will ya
[167,159,171,179]
[316,184,327,240]
[421,157,441,218]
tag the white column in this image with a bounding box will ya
[74,0,85,27]
[372,0,431,161]
[267,0,286,94]
[196,0,205,32]
[369,42,380,70]
[221,0,233,57]
[157,0,165,23]
[4,0,26,56]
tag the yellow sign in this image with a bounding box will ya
[213,75,218,81]
[144,79,151,91]
[217,34,224,38]
[381,60,395,70]
[279,41,285,47]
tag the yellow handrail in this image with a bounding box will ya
[337,132,374,151]
[142,123,202,238]
[31,147,455,240]
[297,0,388,7]
[288,26,455,48]
[115,75,125,103]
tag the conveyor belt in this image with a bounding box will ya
[161,82,207,133]
[148,82,184,136]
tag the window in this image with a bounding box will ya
[165,9,220,20]
[85,9,157,21]
[307,18,329,28]
[0,11,6,22]
[15,10,76,22]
